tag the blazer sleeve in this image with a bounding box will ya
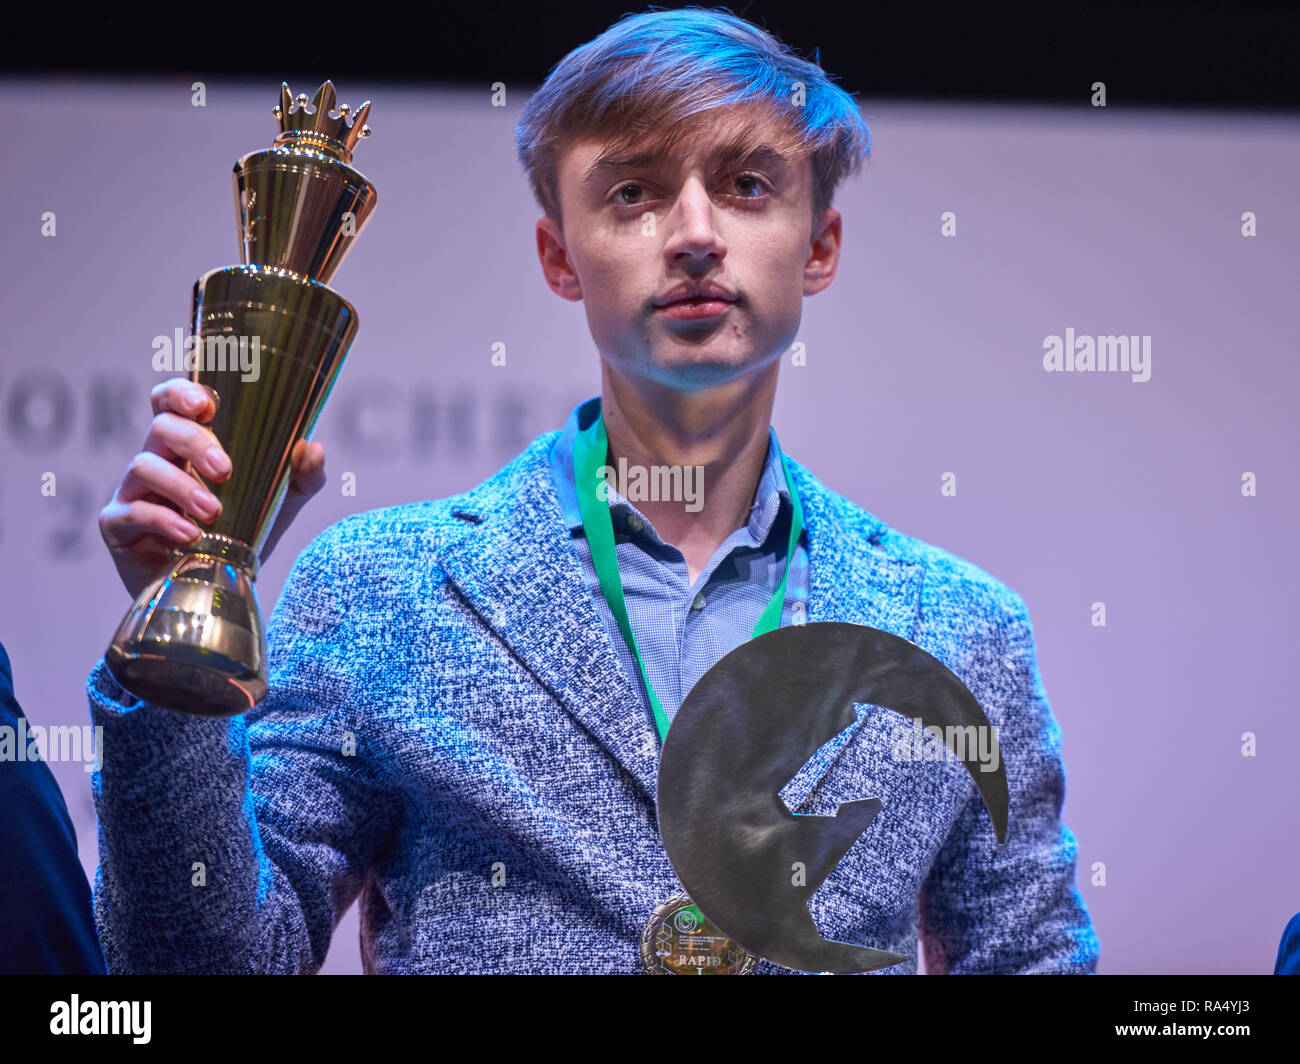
[918,590,1100,974]
[87,527,398,974]
[0,642,106,974]
[1274,912,1300,975]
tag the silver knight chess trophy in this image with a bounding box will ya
[105,81,377,717]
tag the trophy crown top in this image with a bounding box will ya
[271,80,372,160]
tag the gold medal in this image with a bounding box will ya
[640,892,758,974]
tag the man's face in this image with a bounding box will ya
[536,106,842,392]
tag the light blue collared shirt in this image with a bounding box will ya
[547,395,809,735]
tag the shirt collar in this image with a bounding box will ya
[548,394,793,550]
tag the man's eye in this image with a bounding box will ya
[731,173,769,198]
[613,183,649,206]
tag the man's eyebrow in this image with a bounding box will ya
[718,145,792,172]
[584,152,658,182]
[583,143,793,183]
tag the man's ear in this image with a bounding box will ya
[536,216,583,302]
[804,207,842,298]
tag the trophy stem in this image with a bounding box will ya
[183,530,260,578]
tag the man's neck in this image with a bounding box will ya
[599,361,779,584]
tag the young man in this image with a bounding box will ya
[92,8,1099,973]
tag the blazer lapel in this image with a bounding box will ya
[787,458,926,638]
[776,459,928,806]
[438,436,663,802]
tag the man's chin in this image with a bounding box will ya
[635,353,773,391]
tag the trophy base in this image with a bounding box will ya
[105,533,267,718]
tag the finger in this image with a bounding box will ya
[288,440,326,496]
[141,411,232,482]
[117,450,224,521]
[151,378,220,423]
[99,497,203,551]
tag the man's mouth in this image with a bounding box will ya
[655,297,735,320]
[652,282,738,320]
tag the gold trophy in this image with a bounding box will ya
[105,80,377,717]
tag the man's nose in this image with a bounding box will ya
[663,178,725,261]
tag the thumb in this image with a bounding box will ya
[288,440,326,498]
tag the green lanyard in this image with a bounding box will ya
[572,408,805,744]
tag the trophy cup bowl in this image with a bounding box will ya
[105,81,376,717]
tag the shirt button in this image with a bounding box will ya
[691,592,707,611]
[627,514,644,532]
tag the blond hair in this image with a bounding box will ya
[514,6,872,231]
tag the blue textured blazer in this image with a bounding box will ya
[86,430,1100,974]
